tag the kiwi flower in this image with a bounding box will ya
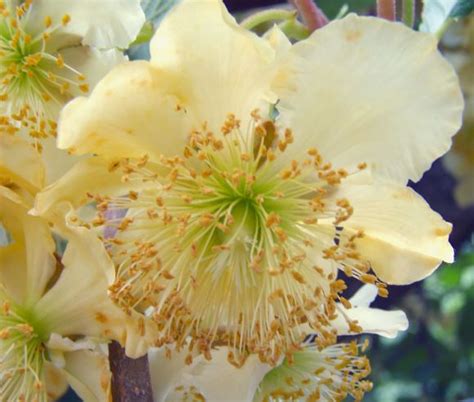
[146,284,406,402]
[0,134,149,401]
[0,0,144,182]
[36,0,462,364]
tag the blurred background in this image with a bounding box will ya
[62,0,474,400]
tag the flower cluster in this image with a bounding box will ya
[0,0,466,401]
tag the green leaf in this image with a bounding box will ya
[420,0,474,35]
[316,0,375,19]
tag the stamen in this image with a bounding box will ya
[0,5,88,142]
[0,287,48,402]
[255,340,373,402]
[74,110,385,364]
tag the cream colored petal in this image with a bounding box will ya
[33,226,125,340]
[333,305,409,338]
[174,348,272,402]
[0,189,56,304]
[150,0,277,133]
[0,242,27,304]
[0,134,44,192]
[57,61,190,160]
[39,136,83,185]
[28,0,145,49]
[44,361,69,401]
[276,14,463,184]
[34,157,130,218]
[326,182,454,284]
[348,284,378,308]
[62,350,111,402]
[264,25,292,53]
[148,347,197,402]
[60,46,127,97]
[47,333,98,353]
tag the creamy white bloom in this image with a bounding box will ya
[0,134,151,400]
[35,0,462,364]
[0,0,144,182]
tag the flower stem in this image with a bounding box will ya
[240,9,297,30]
[290,0,328,31]
[109,341,153,402]
[377,0,397,21]
[279,18,311,40]
[402,0,415,27]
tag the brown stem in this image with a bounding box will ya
[377,0,397,21]
[109,341,154,402]
[290,0,328,31]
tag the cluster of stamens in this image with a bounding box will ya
[0,0,88,149]
[74,110,387,365]
[0,289,47,402]
[255,340,373,402]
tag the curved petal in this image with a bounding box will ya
[334,305,409,338]
[150,0,277,133]
[326,182,454,285]
[148,347,197,402]
[173,348,273,402]
[60,47,127,97]
[349,284,378,308]
[38,136,83,185]
[33,226,125,340]
[276,14,463,183]
[28,0,145,49]
[44,361,69,401]
[57,61,190,160]
[264,25,292,54]
[0,189,56,305]
[62,350,111,402]
[34,157,132,218]
[0,134,45,193]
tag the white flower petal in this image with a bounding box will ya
[176,348,272,402]
[62,350,111,402]
[47,333,98,353]
[148,347,197,402]
[60,46,128,96]
[264,25,292,53]
[33,226,125,339]
[38,136,83,185]
[28,0,145,49]
[34,157,136,218]
[349,284,378,308]
[150,0,277,133]
[276,14,463,183]
[0,191,56,304]
[0,134,45,192]
[44,361,69,401]
[334,305,409,338]
[326,181,454,284]
[57,61,190,160]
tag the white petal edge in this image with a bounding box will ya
[276,14,463,184]
[28,0,145,49]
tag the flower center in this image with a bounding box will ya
[81,111,384,364]
[255,340,372,401]
[0,289,48,402]
[0,0,88,147]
